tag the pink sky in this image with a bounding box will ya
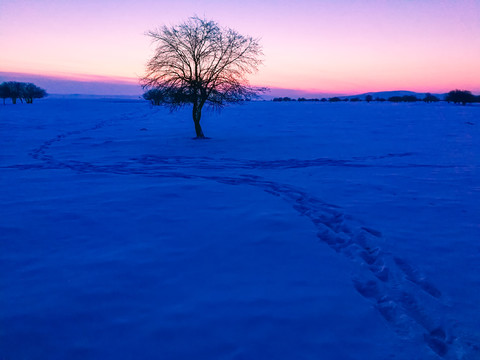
[1,0,479,94]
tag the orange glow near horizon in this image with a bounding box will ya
[1,0,479,94]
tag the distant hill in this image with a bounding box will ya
[263,89,449,101]
[346,90,446,100]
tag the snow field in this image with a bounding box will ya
[1,99,479,359]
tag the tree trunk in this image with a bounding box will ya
[12,97,16,104]
[192,103,205,138]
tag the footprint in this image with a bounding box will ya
[353,278,381,300]
[424,331,448,357]
[394,257,442,298]
[375,299,412,337]
[361,226,382,237]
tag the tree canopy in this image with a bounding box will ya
[445,90,476,105]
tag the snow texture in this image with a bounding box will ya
[1,99,479,359]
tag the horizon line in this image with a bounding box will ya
[0,70,478,96]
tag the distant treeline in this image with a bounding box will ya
[273,90,480,105]
[0,81,47,104]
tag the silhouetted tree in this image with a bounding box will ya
[22,83,47,103]
[4,82,24,104]
[0,81,47,104]
[365,95,373,103]
[0,82,10,105]
[141,16,265,138]
[143,88,166,106]
[423,93,439,103]
[320,98,327,102]
[445,89,475,105]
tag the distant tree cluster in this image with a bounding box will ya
[384,94,441,103]
[272,97,296,102]
[423,93,440,103]
[272,97,322,102]
[270,90,479,105]
[445,90,477,105]
[298,97,320,102]
[0,81,47,104]
[388,95,419,103]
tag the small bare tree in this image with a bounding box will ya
[141,17,264,138]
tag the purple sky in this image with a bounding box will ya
[1,0,479,95]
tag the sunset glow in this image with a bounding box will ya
[1,0,479,94]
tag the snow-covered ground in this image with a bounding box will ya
[1,99,479,359]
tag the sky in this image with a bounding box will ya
[1,0,479,95]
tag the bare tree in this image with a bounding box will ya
[141,16,265,138]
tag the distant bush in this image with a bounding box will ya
[402,95,418,102]
[272,97,294,102]
[375,97,386,102]
[388,96,403,103]
[365,95,373,103]
[423,93,440,103]
[388,95,418,103]
[350,97,361,102]
[320,98,327,102]
[445,89,476,105]
[0,81,47,104]
[143,88,166,106]
[297,97,320,102]
[329,97,341,102]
